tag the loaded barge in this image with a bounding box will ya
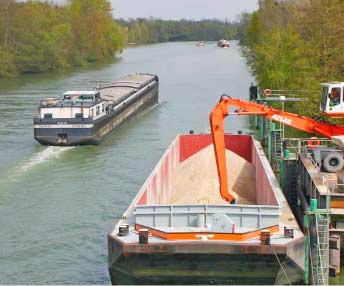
[108,134,305,285]
[34,74,158,145]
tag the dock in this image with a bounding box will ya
[251,91,344,284]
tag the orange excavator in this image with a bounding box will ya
[210,84,344,204]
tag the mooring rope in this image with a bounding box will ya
[270,244,292,285]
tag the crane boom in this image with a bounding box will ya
[210,95,344,203]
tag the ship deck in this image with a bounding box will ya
[100,74,156,105]
[111,224,304,247]
[108,134,305,284]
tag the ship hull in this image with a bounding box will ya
[107,134,306,285]
[108,245,304,285]
[34,83,158,146]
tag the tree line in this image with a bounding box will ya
[118,18,239,44]
[0,0,241,78]
[0,0,125,78]
[243,0,344,118]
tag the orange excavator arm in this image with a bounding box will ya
[210,95,344,203]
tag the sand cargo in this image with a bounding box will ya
[108,134,305,285]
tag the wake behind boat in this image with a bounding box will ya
[33,74,159,146]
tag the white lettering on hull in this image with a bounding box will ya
[34,124,93,129]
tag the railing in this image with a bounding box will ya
[304,196,330,285]
[283,138,334,154]
[283,138,342,171]
[135,204,280,231]
[326,183,344,195]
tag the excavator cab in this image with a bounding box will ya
[320,82,344,117]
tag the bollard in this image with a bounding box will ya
[284,226,294,238]
[139,229,149,244]
[123,223,129,234]
[118,224,129,236]
[260,230,270,245]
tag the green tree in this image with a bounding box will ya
[242,0,344,118]
[119,19,240,44]
[0,0,124,78]
[0,0,17,76]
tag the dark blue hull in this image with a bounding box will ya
[34,83,158,146]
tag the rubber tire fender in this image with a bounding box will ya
[322,152,344,173]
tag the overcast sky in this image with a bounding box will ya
[110,0,258,21]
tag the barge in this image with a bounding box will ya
[34,74,158,145]
[108,134,305,285]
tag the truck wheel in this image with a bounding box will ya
[322,152,344,173]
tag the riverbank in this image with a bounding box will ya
[0,0,124,78]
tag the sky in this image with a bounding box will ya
[110,0,258,21]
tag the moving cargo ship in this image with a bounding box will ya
[218,39,230,48]
[108,134,305,285]
[34,74,158,146]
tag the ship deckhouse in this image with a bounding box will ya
[38,90,106,121]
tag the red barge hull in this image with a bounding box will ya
[108,134,305,284]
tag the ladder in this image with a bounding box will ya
[313,213,330,285]
[264,117,271,143]
[259,117,270,145]
[304,197,330,285]
[268,126,282,172]
[286,161,298,208]
[274,130,283,171]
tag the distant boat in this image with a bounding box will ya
[196,41,205,46]
[218,39,230,48]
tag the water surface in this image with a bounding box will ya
[0,42,253,284]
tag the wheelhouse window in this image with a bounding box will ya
[330,87,341,106]
[96,106,100,116]
[44,113,53,119]
[321,86,329,108]
[79,94,95,101]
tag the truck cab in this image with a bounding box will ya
[320,82,344,117]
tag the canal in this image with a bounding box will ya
[0,42,253,284]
